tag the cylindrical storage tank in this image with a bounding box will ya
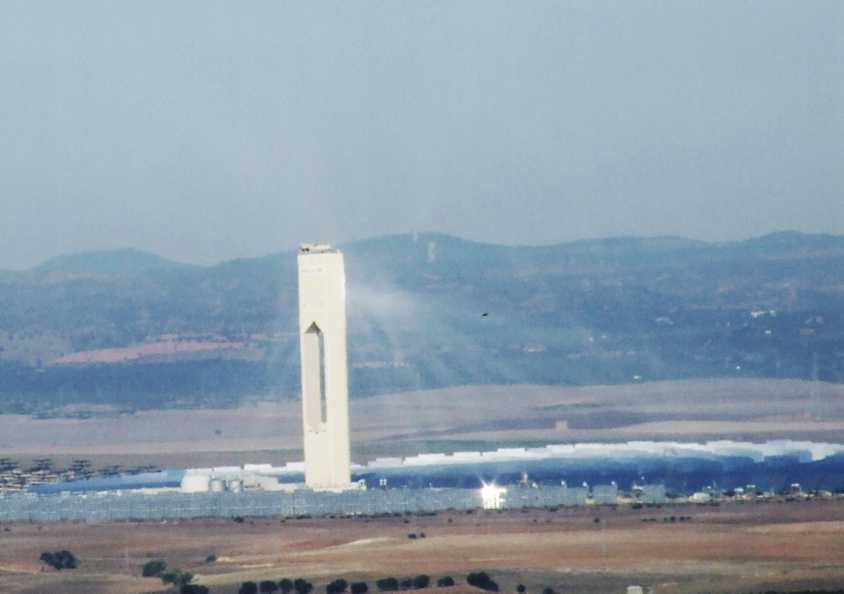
[181,473,210,494]
[228,479,242,493]
[209,478,225,493]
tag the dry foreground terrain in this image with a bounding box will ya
[4,500,844,594]
[3,378,844,593]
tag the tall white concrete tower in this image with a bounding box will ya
[297,243,351,489]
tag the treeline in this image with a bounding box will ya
[237,573,477,594]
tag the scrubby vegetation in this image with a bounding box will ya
[376,578,398,592]
[161,569,194,588]
[412,576,431,589]
[326,579,349,594]
[39,550,78,571]
[142,559,167,577]
[466,572,499,592]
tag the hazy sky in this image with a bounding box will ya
[1,1,842,269]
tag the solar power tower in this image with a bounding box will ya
[297,243,352,489]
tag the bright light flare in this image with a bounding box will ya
[480,481,507,510]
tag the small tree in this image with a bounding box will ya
[295,579,314,594]
[162,570,194,588]
[240,582,259,594]
[376,578,399,592]
[327,580,349,594]
[261,581,281,593]
[351,582,369,594]
[436,577,455,588]
[142,559,167,577]
[541,588,556,594]
[280,579,294,594]
[60,551,79,570]
[181,586,209,594]
[40,550,78,571]
[516,586,526,594]
[39,552,54,569]
[466,572,498,592]
[412,576,431,590]
[400,578,414,590]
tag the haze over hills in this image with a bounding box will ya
[0,231,842,414]
[33,248,196,277]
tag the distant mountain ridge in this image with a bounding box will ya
[0,230,842,414]
[21,230,844,274]
[34,248,194,277]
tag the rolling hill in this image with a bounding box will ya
[0,231,842,414]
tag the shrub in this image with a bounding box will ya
[162,572,178,584]
[162,570,194,587]
[205,554,217,564]
[400,578,414,590]
[466,572,499,592]
[412,576,430,589]
[40,550,78,571]
[542,588,556,594]
[295,578,314,594]
[516,586,526,593]
[261,581,280,593]
[280,579,294,594]
[351,582,369,594]
[240,583,259,594]
[142,559,167,577]
[327,579,349,594]
[182,586,210,594]
[436,577,455,588]
[377,578,399,592]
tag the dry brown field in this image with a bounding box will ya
[3,500,844,594]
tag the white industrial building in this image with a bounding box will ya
[180,465,299,494]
